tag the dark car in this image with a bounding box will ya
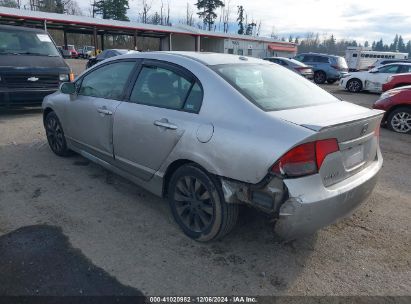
[373,86,411,133]
[382,73,411,92]
[294,53,349,84]
[86,49,137,69]
[0,25,72,106]
[264,57,313,79]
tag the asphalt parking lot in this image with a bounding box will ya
[0,60,410,296]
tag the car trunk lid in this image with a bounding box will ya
[269,101,384,186]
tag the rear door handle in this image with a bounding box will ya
[97,108,112,115]
[154,120,178,130]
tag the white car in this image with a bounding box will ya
[339,63,411,93]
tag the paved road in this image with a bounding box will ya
[0,84,410,296]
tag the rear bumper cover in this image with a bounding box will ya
[274,152,382,240]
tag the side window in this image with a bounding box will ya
[295,55,304,62]
[378,65,400,73]
[130,65,203,112]
[78,61,135,100]
[302,55,312,62]
[399,65,411,73]
[227,48,234,54]
[184,82,203,113]
[318,56,330,63]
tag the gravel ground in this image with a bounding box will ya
[0,62,410,296]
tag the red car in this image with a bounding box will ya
[382,73,411,92]
[66,45,78,58]
[373,86,411,133]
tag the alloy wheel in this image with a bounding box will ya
[173,176,214,233]
[391,111,411,133]
[45,115,64,153]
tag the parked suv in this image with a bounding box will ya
[0,25,72,106]
[295,53,349,84]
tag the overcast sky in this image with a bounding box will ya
[83,0,411,43]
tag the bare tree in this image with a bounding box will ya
[185,2,194,26]
[222,0,231,33]
[138,0,153,24]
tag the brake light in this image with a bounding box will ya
[271,139,339,178]
[331,65,340,70]
[316,139,339,168]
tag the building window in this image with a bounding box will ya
[247,49,252,56]
[227,48,234,54]
[238,49,243,55]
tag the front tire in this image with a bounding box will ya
[347,78,363,93]
[387,107,411,134]
[44,111,71,156]
[168,164,239,242]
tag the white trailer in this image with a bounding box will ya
[345,47,408,71]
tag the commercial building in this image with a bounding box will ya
[0,7,297,58]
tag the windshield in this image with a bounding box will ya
[0,29,60,56]
[214,63,339,111]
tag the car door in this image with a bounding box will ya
[65,60,137,162]
[113,60,203,181]
[365,64,400,91]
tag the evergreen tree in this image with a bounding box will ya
[0,0,19,7]
[94,0,129,21]
[398,35,406,52]
[364,41,369,48]
[237,5,245,35]
[196,0,225,31]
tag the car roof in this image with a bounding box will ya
[0,24,46,33]
[299,52,341,58]
[380,62,411,67]
[118,51,265,66]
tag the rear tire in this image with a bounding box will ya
[168,164,239,242]
[44,111,71,157]
[347,78,363,93]
[314,71,326,84]
[387,107,411,134]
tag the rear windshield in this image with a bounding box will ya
[0,29,60,57]
[337,57,348,68]
[213,63,338,111]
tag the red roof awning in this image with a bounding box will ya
[268,43,297,52]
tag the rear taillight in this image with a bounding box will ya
[331,65,340,70]
[271,139,339,178]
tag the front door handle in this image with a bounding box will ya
[97,108,112,115]
[154,120,178,130]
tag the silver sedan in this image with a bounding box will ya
[42,52,384,242]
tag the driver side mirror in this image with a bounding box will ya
[60,82,76,94]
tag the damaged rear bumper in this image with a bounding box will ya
[221,152,382,241]
[275,156,382,240]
